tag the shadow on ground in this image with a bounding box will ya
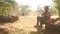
[30,29,60,34]
[30,24,60,34]
[30,28,44,34]
[30,30,44,34]
[30,31,38,34]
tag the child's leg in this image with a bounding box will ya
[37,16,40,26]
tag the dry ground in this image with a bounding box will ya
[0,16,38,34]
[11,16,37,34]
[0,11,59,34]
[0,16,59,34]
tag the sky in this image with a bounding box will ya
[15,0,53,10]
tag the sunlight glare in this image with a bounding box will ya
[15,0,53,10]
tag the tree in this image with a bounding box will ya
[49,6,57,16]
[0,0,4,2]
[20,5,30,16]
[24,9,31,16]
[4,0,16,5]
[0,2,12,16]
[0,0,20,17]
[3,0,19,16]
[53,0,60,19]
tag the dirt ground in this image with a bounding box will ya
[10,16,37,34]
[0,15,59,34]
[0,16,38,34]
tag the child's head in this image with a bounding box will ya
[44,6,49,11]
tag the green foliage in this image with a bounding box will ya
[4,0,17,8]
[0,2,12,16]
[0,0,4,2]
[53,0,60,19]
[4,0,19,16]
[0,0,18,16]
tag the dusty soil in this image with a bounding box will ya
[0,16,59,34]
[10,16,37,34]
[0,16,38,34]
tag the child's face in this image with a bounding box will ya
[44,6,49,11]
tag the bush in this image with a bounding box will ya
[0,16,19,23]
